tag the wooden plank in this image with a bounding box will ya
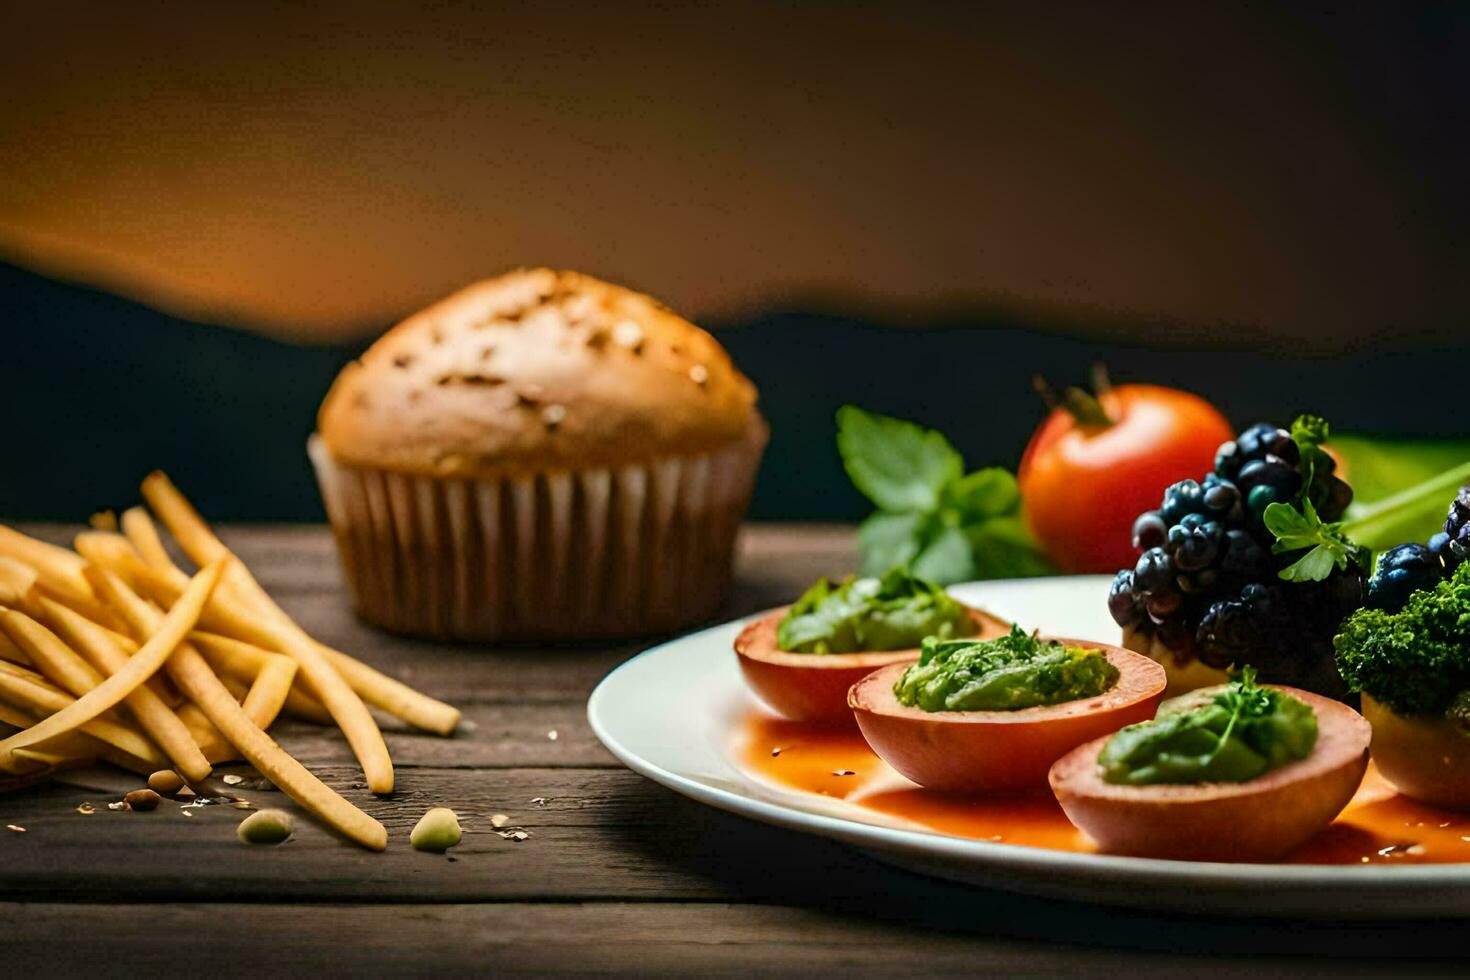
[3,902,1465,976]
[273,701,616,769]
[0,767,878,902]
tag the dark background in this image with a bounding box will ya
[5,259,1468,522]
[3,3,1470,521]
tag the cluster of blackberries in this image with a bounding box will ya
[1109,423,1363,696]
[1365,485,1470,612]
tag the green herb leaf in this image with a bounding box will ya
[855,511,923,577]
[836,406,962,513]
[910,522,976,585]
[964,515,1054,580]
[942,467,1020,521]
[839,405,1055,586]
[1262,498,1368,582]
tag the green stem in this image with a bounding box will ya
[1341,459,1470,550]
[1032,375,1114,429]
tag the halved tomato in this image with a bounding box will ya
[1361,694,1470,811]
[847,639,1165,791]
[1049,686,1369,862]
[734,606,1009,726]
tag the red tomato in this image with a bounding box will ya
[1018,384,1233,574]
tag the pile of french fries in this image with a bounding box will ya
[0,472,461,850]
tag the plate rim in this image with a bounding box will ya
[587,576,1470,900]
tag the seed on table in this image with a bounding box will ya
[237,809,294,845]
[490,814,509,829]
[124,789,161,812]
[411,807,462,853]
[147,771,185,795]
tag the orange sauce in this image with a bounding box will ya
[735,710,1470,864]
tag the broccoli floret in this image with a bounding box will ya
[1334,561,1470,717]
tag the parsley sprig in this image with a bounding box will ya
[1263,496,1369,581]
[1261,415,1370,582]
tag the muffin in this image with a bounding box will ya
[309,268,767,641]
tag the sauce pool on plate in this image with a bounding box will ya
[735,709,1470,865]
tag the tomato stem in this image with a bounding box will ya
[1033,374,1115,429]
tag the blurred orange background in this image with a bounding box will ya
[3,3,1465,348]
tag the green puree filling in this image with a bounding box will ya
[892,625,1118,712]
[776,567,975,654]
[1099,669,1317,786]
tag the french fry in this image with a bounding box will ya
[0,630,30,667]
[122,506,175,571]
[75,533,326,725]
[0,664,166,768]
[31,599,213,783]
[140,473,397,790]
[240,651,295,729]
[0,526,118,627]
[73,532,144,589]
[0,609,107,696]
[129,552,459,736]
[11,746,89,775]
[192,632,333,726]
[0,525,91,598]
[175,701,236,764]
[0,559,224,761]
[35,591,178,706]
[0,700,112,771]
[89,566,387,850]
[0,556,50,624]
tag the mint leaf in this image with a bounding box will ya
[836,406,963,513]
[856,511,923,576]
[965,515,1053,580]
[911,522,976,585]
[943,467,1019,521]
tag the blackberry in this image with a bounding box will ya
[1196,583,1274,670]
[1214,422,1351,525]
[1110,418,1365,699]
[1107,570,1143,628]
[1367,543,1443,613]
[1131,511,1167,551]
[1439,485,1470,572]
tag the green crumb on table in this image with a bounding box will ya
[410,807,462,853]
[893,625,1118,712]
[237,808,294,845]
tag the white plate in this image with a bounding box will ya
[588,575,1470,918]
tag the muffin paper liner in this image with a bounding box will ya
[307,421,767,641]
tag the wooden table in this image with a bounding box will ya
[3,525,1464,976]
